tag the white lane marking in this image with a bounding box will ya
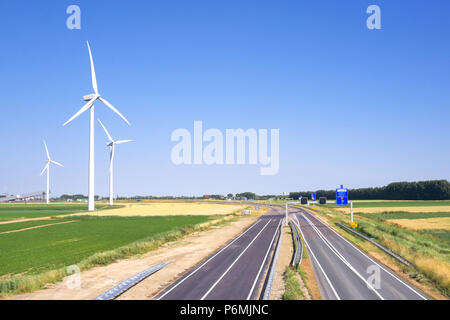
[301,209,428,300]
[201,219,273,300]
[156,219,262,300]
[301,213,384,300]
[293,215,341,300]
[246,219,282,300]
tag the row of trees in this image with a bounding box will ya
[56,180,450,201]
[289,180,450,201]
[234,192,281,200]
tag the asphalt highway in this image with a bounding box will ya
[293,207,428,300]
[156,207,283,300]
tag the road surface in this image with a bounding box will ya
[292,206,428,300]
[155,207,283,300]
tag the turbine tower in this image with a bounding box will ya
[63,41,130,211]
[40,141,63,204]
[98,119,132,206]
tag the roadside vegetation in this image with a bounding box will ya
[282,224,318,300]
[308,204,450,298]
[282,267,304,300]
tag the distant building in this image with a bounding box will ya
[0,191,46,203]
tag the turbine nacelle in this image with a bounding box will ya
[63,41,130,127]
[62,41,131,211]
[98,119,133,147]
[83,93,98,102]
[40,141,63,176]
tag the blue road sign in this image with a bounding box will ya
[311,193,316,201]
[336,185,348,205]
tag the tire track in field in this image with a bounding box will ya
[0,220,77,235]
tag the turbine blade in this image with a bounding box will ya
[40,163,49,176]
[43,140,50,160]
[51,160,64,167]
[98,119,114,142]
[98,97,130,125]
[87,41,99,95]
[63,98,95,126]
[114,139,133,145]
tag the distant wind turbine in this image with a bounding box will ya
[63,41,130,211]
[40,141,63,204]
[98,119,132,206]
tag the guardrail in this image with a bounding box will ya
[94,261,172,300]
[335,223,416,269]
[289,220,303,267]
[262,220,283,300]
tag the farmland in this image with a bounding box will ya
[0,215,218,276]
[322,200,450,214]
[78,202,247,217]
[0,203,120,222]
[0,201,245,296]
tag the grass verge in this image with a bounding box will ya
[282,267,304,300]
[306,206,449,299]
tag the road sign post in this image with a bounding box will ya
[285,203,288,226]
[351,201,353,222]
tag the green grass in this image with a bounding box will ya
[0,203,121,221]
[362,212,450,220]
[282,267,304,300]
[322,200,450,208]
[0,219,72,233]
[420,230,450,243]
[0,215,217,277]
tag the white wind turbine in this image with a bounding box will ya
[63,41,130,211]
[40,141,64,204]
[98,119,132,206]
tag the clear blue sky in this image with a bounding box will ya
[0,1,449,197]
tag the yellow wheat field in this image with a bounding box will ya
[388,217,450,230]
[68,202,247,217]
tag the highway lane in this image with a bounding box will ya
[292,207,428,300]
[155,208,283,300]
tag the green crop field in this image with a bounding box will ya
[0,203,121,221]
[0,219,73,233]
[0,215,218,277]
[361,212,450,220]
[320,200,450,208]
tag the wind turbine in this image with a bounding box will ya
[63,41,130,211]
[98,119,132,206]
[40,141,63,204]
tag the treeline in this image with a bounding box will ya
[234,192,280,200]
[289,180,450,201]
